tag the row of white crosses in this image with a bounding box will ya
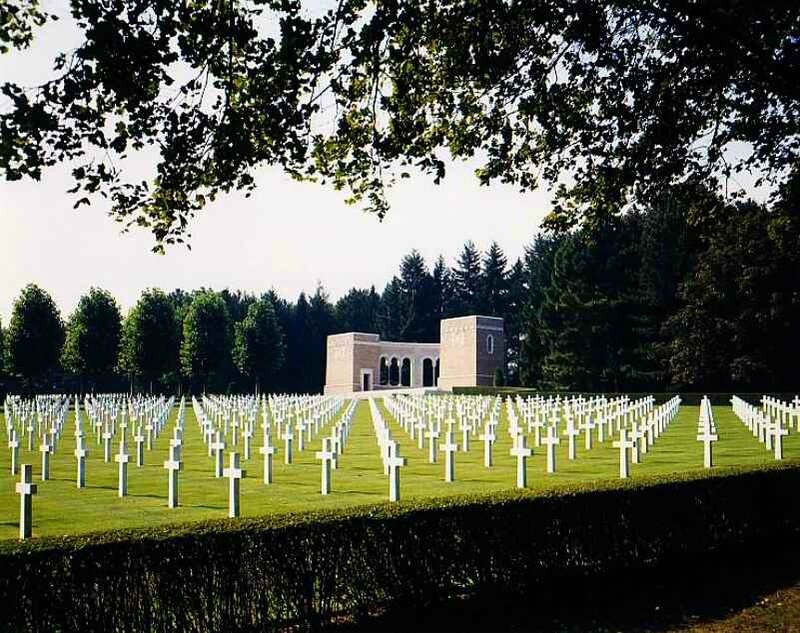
[80,395,175,491]
[611,396,681,478]
[12,392,352,539]
[7,393,174,540]
[369,398,406,502]
[197,393,344,465]
[731,395,794,460]
[386,393,681,484]
[509,394,681,480]
[385,394,489,482]
[387,394,535,484]
[315,400,356,495]
[6,394,69,478]
[696,396,718,468]
[761,395,800,432]
[193,394,352,512]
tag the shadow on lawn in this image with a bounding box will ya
[334,545,800,632]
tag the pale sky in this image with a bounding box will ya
[0,1,551,321]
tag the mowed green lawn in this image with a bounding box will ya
[0,399,797,540]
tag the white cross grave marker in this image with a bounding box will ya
[211,432,226,478]
[426,426,440,464]
[74,436,88,488]
[39,438,52,481]
[613,429,635,479]
[163,444,182,508]
[8,430,19,476]
[510,433,532,488]
[115,439,130,497]
[134,427,145,466]
[696,427,718,469]
[16,463,37,540]
[542,425,561,474]
[282,425,294,464]
[387,442,406,502]
[102,428,113,463]
[223,452,246,518]
[772,423,789,460]
[259,433,276,485]
[480,428,495,468]
[316,437,335,495]
[440,432,458,482]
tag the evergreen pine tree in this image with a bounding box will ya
[480,241,508,316]
[452,240,482,315]
[504,258,527,386]
[519,235,562,387]
[335,287,381,333]
[307,285,337,393]
[398,250,436,342]
[378,277,404,341]
[432,255,456,320]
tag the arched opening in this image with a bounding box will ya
[379,357,389,386]
[400,358,412,387]
[434,358,440,386]
[422,358,434,387]
[389,357,400,386]
[487,334,495,355]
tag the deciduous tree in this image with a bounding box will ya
[180,291,232,391]
[62,287,122,378]
[119,289,179,390]
[6,284,64,383]
[233,297,284,393]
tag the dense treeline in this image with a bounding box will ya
[1,183,798,395]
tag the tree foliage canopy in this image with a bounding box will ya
[6,283,64,380]
[119,288,179,380]
[180,291,232,386]
[62,287,122,375]
[2,1,797,249]
[233,296,284,389]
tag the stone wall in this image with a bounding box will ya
[438,315,505,390]
[474,316,506,386]
[324,333,377,395]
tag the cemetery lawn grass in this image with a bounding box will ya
[1,401,798,540]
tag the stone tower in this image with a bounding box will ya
[437,315,505,390]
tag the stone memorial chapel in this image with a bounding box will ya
[324,315,505,395]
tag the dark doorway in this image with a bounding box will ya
[423,358,434,387]
[389,358,400,386]
[362,373,371,391]
[401,358,411,387]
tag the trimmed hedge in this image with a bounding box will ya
[451,388,798,406]
[1,464,799,631]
